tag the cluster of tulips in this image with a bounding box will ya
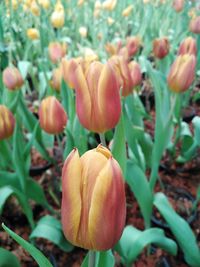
[1,0,200,266]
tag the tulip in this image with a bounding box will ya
[74,61,121,133]
[0,105,15,140]
[107,17,114,25]
[30,1,40,16]
[102,0,117,11]
[172,0,184,12]
[109,56,137,97]
[3,66,23,91]
[51,67,62,91]
[61,58,81,89]
[50,10,65,28]
[178,37,197,56]
[48,42,67,63]
[129,61,142,88]
[153,37,170,59]
[126,36,141,58]
[79,26,88,38]
[122,5,133,17]
[27,28,40,40]
[61,145,126,250]
[38,96,67,134]
[38,0,50,9]
[189,16,200,34]
[105,41,122,56]
[167,54,196,93]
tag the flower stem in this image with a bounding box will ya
[88,250,96,267]
[99,133,106,147]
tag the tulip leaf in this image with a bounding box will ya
[30,215,73,252]
[0,141,12,169]
[72,116,88,155]
[0,187,14,214]
[0,247,21,267]
[154,192,200,267]
[112,113,126,174]
[125,161,153,228]
[26,179,50,209]
[115,226,177,266]
[2,224,53,267]
[18,61,31,80]
[81,250,115,267]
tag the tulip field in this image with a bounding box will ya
[1,0,200,266]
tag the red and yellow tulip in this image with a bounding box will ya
[74,61,121,133]
[153,37,170,59]
[39,96,67,134]
[167,54,196,93]
[0,105,15,140]
[3,66,23,91]
[61,145,126,250]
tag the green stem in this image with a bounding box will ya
[99,133,106,147]
[88,250,96,267]
[56,134,63,160]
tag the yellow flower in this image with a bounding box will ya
[27,28,40,40]
[122,5,133,17]
[79,26,88,38]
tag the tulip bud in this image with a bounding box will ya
[126,36,141,58]
[51,67,62,91]
[74,61,121,133]
[129,61,142,87]
[61,145,126,250]
[172,0,184,12]
[153,37,170,59]
[178,37,197,56]
[27,28,40,40]
[61,58,81,89]
[190,16,200,34]
[167,54,196,93]
[3,66,23,91]
[79,26,88,38]
[122,5,133,17]
[30,1,40,16]
[102,0,117,11]
[50,10,65,28]
[48,42,67,63]
[0,105,15,140]
[109,56,135,97]
[38,96,67,134]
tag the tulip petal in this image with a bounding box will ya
[61,149,82,245]
[97,63,121,132]
[75,65,92,130]
[88,157,126,250]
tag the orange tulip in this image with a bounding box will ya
[189,16,200,34]
[3,66,23,91]
[167,54,196,93]
[153,37,170,59]
[61,145,126,250]
[109,56,140,97]
[178,37,197,56]
[0,105,15,140]
[74,61,121,133]
[61,58,81,89]
[48,42,67,63]
[129,61,142,88]
[39,96,67,134]
[126,36,141,58]
[172,0,184,12]
[51,67,62,91]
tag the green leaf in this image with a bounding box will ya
[154,193,200,267]
[81,250,114,267]
[125,161,153,228]
[30,215,73,252]
[18,61,31,80]
[12,123,27,191]
[0,247,21,267]
[115,226,177,265]
[112,113,126,174]
[2,224,53,267]
[26,179,50,209]
[0,187,14,214]
[72,116,88,155]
